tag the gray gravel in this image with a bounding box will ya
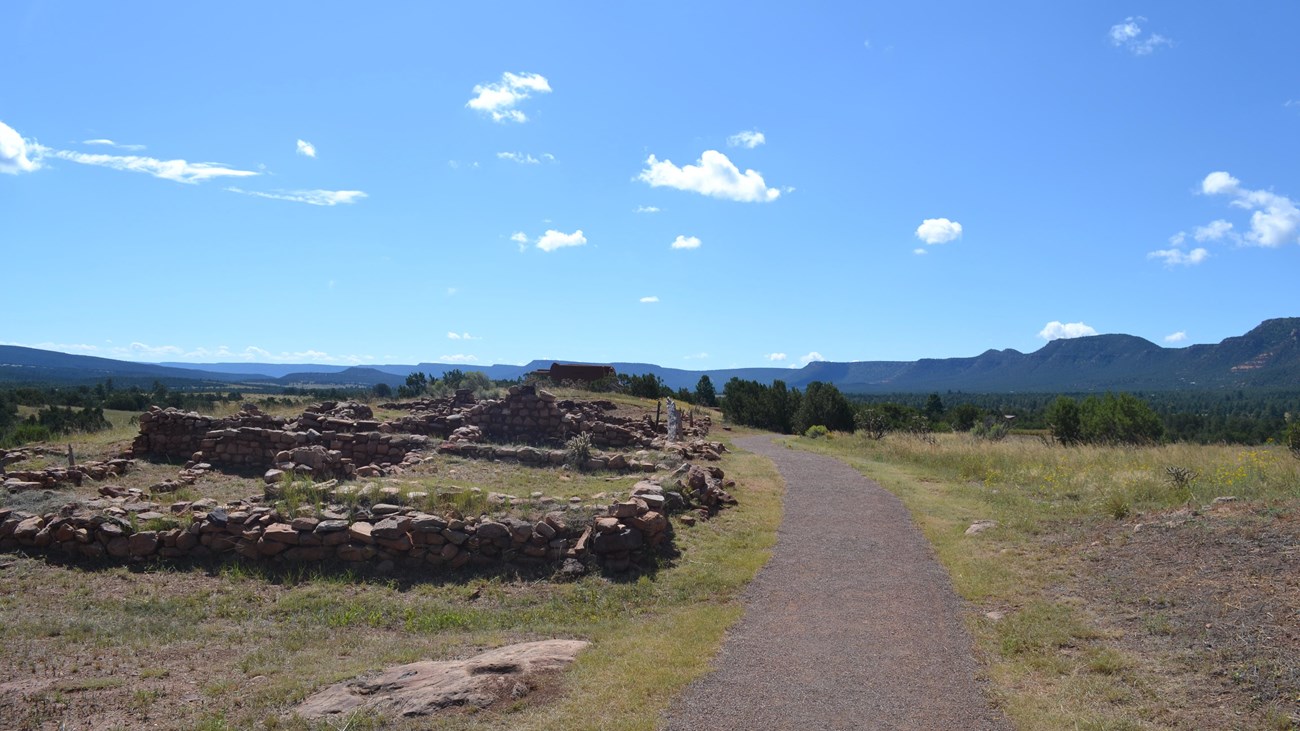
[660,435,1010,730]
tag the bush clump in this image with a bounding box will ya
[804,425,830,439]
[564,432,593,469]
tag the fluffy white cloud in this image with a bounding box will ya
[1193,219,1234,242]
[46,148,258,184]
[1200,171,1300,247]
[296,139,317,158]
[639,296,659,303]
[1147,247,1209,266]
[0,121,41,174]
[915,217,963,245]
[227,188,366,206]
[638,150,780,203]
[467,71,551,123]
[1109,17,1172,55]
[438,354,478,363]
[798,351,826,365]
[447,332,479,340]
[83,139,145,151]
[536,229,587,252]
[727,130,766,149]
[1038,321,1099,340]
[634,205,660,213]
[1164,331,1187,343]
[671,235,701,250]
[497,151,541,164]
[766,352,787,361]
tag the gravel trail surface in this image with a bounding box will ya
[661,435,1010,730]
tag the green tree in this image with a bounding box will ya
[372,382,393,398]
[1046,396,1082,446]
[923,393,945,422]
[694,375,718,407]
[949,403,981,432]
[794,382,855,433]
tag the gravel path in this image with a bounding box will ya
[661,435,1010,730]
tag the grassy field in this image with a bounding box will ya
[791,431,1300,730]
[1,397,783,730]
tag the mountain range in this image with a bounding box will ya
[2,318,1297,394]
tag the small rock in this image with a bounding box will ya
[964,520,996,536]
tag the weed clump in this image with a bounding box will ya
[564,432,593,469]
[804,425,830,439]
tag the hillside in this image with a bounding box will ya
[4,318,1298,394]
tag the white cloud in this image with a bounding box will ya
[447,332,479,341]
[1164,331,1187,343]
[765,352,787,361]
[1193,219,1234,242]
[82,139,145,152]
[670,235,701,250]
[634,205,660,214]
[638,150,781,203]
[497,151,541,164]
[467,71,551,123]
[296,139,317,158]
[1038,321,1099,340]
[727,130,766,149]
[913,248,928,255]
[437,354,478,363]
[915,217,963,245]
[510,231,529,251]
[226,188,366,206]
[1147,247,1210,266]
[1109,17,1172,55]
[1201,171,1240,195]
[798,351,826,365]
[1200,171,1300,247]
[1168,231,1187,246]
[683,352,709,360]
[639,296,659,303]
[0,121,41,174]
[45,148,258,184]
[536,229,587,252]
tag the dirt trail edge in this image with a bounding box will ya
[661,435,1010,730]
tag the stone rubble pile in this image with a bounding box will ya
[3,458,135,493]
[0,461,738,574]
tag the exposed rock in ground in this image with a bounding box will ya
[294,640,589,720]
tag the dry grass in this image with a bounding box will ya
[793,430,1300,730]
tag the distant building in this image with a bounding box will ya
[531,362,617,383]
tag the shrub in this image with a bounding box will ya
[854,407,888,440]
[1287,421,1300,459]
[972,417,1010,441]
[804,425,830,439]
[564,433,593,469]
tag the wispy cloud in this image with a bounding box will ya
[915,217,963,245]
[765,352,787,361]
[497,151,540,165]
[296,139,317,158]
[447,332,480,340]
[1148,247,1209,266]
[438,354,478,363]
[727,130,766,149]
[0,121,40,174]
[82,138,145,152]
[683,352,709,360]
[639,296,659,303]
[3,340,376,365]
[913,248,928,255]
[467,71,551,123]
[227,187,367,206]
[638,150,780,203]
[1164,331,1187,343]
[798,351,826,365]
[1038,321,1098,340]
[44,147,259,184]
[1109,16,1172,55]
[670,235,701,250]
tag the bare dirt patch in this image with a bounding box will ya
[1079,502,1300,729]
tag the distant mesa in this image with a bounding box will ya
[2,318,1297,394]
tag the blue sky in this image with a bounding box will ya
[3,2,1298,370]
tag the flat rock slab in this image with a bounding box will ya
[662,436,1010,730]
[295,639,589,720]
